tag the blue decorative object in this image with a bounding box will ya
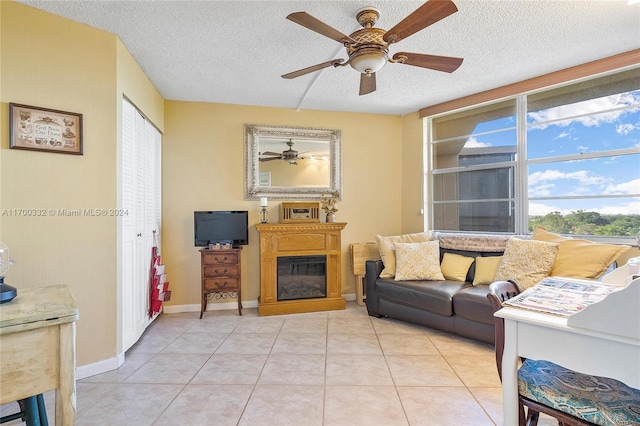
[518,359,640,425]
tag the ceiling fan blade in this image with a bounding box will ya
[261,151,282,156]
[393,52,463,73]
[359,72,376,95]
[281,59,344,79]
[260,157,282,162]
[287,12,356,44]
[383,0,458,44]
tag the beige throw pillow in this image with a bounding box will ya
[394,241,445,281]
[440,253,475,281]
[472,256,503,286]
[532,226,629,280]
[494,238,559,289]
[376,231,433,278]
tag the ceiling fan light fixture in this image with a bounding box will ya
[349,49,387,74]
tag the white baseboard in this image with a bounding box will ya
[76,351,124,380]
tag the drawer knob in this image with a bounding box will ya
[214,256,228,262]
[215,281,228,288]
[215,268,228,274]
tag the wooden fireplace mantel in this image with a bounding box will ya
[256,222,347,316]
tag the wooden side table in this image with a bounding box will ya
[0,284,79,426]
[200,248,242,317]
[349,242,380,305]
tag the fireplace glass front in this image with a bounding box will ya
[277,255,327,301]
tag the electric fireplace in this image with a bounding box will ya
[255,222,346,316]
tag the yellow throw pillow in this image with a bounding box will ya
[472,256,503,286]
[532,226,630,280]
[394,240,445,281]
[376,231,433,278]
[494,238,559,289]
[440,253,475,281]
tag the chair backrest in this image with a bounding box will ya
[487,280,521,381]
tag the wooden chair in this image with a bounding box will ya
[487,280,596,426]
[0,394,48,426]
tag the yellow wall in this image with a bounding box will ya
[1,2,118,365]
[162,101,404,306]
[1,2,164,367]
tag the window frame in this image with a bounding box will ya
[424,67,640,243]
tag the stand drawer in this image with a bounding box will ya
[202,252,238,265]
[204,278,239,292]
[204,265,239,277]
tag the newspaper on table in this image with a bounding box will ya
[502,277,620,317]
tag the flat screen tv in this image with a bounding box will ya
[194,211,249,247]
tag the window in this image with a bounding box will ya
[426,67,640,240]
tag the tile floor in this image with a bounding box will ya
[1,302,558,425]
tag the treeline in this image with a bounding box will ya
[529,210,640,237]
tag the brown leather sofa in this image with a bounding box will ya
[365,233,515,344]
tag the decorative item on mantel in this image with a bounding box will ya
[260,197,269,223]
[0,242,17,304]
[321,193,338,223]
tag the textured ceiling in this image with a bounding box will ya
[17,0,640,116]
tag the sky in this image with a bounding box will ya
[467,90,640,216]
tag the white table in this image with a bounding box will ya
[0,285,79,425]
[495,275,640,426]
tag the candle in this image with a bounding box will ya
[260,197,268,207]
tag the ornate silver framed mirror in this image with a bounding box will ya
[244,124,342,200]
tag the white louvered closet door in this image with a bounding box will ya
[120,98,162,352]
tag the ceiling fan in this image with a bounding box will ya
[260,140,303,165]
[281,0,463,95]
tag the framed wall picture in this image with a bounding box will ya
[10,103,83,155]
[259,171,271,186]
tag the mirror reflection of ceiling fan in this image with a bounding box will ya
[260,140,307,165]
[282,0,463,95]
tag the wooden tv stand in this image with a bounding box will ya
[199,247,242,318]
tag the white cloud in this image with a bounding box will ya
[591,200,640,215]
[528,202,560,216]
[528,183,554,197]
[464,136,492,148]
[528,92,640,129]
[553,131,572,140]
[529,200,640,216]
[528,169,612,187]
[604,178,640,195]
[616,122,638,135]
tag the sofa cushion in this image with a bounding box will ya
[453,286,494,325]
[441,253,475,282]
[376,231,433,278]
[495,238,559,289]
[394,241,444,281]
[375,277,470,317]
[439,249,504,283]
[532,226,629,280]
[472,255,503,286]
